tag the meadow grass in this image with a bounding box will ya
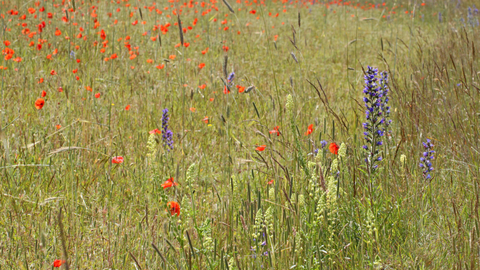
[0,0,480,269]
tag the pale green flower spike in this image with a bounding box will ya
[185,163,197,189]
[146,133,157,160]
[286,94,294,116]
[269,188,275,200]
[253,209,264,239]
[330,159,339,173]
[298,194,305,208]
[338,143,347,158]
[365,209,377,244]
[400,154,407,168]
[265,206,274,239]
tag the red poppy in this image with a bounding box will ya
[167,201,181,216]
[250,10,257,14]
[161,177,178,189]
[304,124,313,136]
[223,85,230,94]
[112,156,124,164]
[329,143,339,155]
[50,70,56,75]
[149,128,161,134]
[125,105,130,111]
[236,85,245,93]
[35,98,45,110]
[269,126,280,136]
[268,179,274,185]
[53,260,65,268]
[256,145,266,151]
[198,63,205,69]
[202,116,209,124]
[58,87,63,92]
[41,90,46,97]
[95,93,100,98]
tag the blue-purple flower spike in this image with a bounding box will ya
[419,139,435,180]
[362,66,390,173]
[162,109,174,151]
[227,71,235,83]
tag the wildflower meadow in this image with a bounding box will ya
[1,0,480,268]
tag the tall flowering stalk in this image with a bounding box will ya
[419,139,435,180]
[162,108,174,151]
[362,66,390,175]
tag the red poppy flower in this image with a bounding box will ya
[149,128,161,134]
[50,70,56,75]
[35,98,45,110]
[167,201,180,216]
[202,116,209,124]
[95,93,100,98]
[198,63,205,69]
[250,10,257,14]
[256,145,266,151]
[53,260,65,268]
[125,105,130,111]
[156,64,165,69]
[112,156,124,164]
[58,87,63,92]
[329,143,339,155]
[304,124,313,136]
[161,177,178,189]
[56,125,62,130]
[41,90,46,97]
[269,126,280,136]
[223,85,230,94]
[268,179,274,185]
[236,85,245,93]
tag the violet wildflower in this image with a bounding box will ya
[419,139,435,180]
[227,71,235,83]
[320,140,328,148]
[162,108,174,151]
[362,66,390,173]
[438,12,442,23]
[467,6,480,27]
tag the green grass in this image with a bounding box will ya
[1,0,479,268]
